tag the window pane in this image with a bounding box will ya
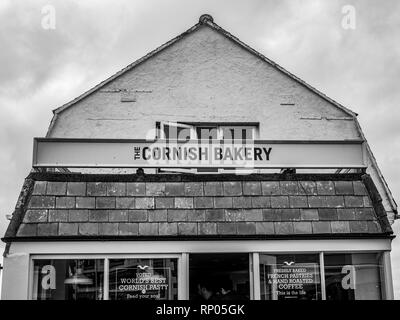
[259,254,321,300]
[324,253,385,300]
[109,258,178,300]
[196,127,218,142]
[164,124,191,141]
[189,253,250,301]
[32,259,104,300]
[221,126,254,143]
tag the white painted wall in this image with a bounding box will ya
[1,253,30,300]
[48,26,358,140]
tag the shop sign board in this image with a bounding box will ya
[32,138,366,169]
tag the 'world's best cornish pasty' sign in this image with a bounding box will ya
[112,265,171,300]
[32,138,366,169]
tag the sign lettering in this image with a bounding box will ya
[266,262,319,299]
[113,265,171,300]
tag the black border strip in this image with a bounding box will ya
[2,233,394,242]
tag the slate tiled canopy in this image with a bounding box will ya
[3,171,392,241]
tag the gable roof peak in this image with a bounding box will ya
[199,14,214,24]
[49,14,357,121]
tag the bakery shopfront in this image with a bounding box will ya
[1,14,397,300]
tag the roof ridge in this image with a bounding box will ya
[203,18,357,117]
[50,21,203,115]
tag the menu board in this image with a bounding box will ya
[113,265,171,300]
[265,262,319,299]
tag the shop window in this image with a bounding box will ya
[220,126,255,144]
[157,122,257,142]
[196,126,218,142]
[108,258,178,300]
[189,253,250,301]
[156,122,257,173]
[259,254,322,300]
[161,122,195,142]
[32,259,104,300]
[324,253,385,300]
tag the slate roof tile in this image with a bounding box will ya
[5,173,392,240]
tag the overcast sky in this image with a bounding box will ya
[0,0,399,298]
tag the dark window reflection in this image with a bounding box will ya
[324,253,385,300]
[189,253,250,301]
[33,259,104,300]
[260,254,321,300]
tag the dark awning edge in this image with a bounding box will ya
[2,233,395,243]
[27,172,365,182]
[362,174,393,234]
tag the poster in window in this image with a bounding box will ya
[263,261,319,300]
[114,264,171,300]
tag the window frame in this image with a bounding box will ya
[156,122,259,174]
[253,250,390,300]
[24,238,392,300]
[158,121,197,140]
[158,122,259,141]
[322,251,387,300]
[29,253,183,300]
